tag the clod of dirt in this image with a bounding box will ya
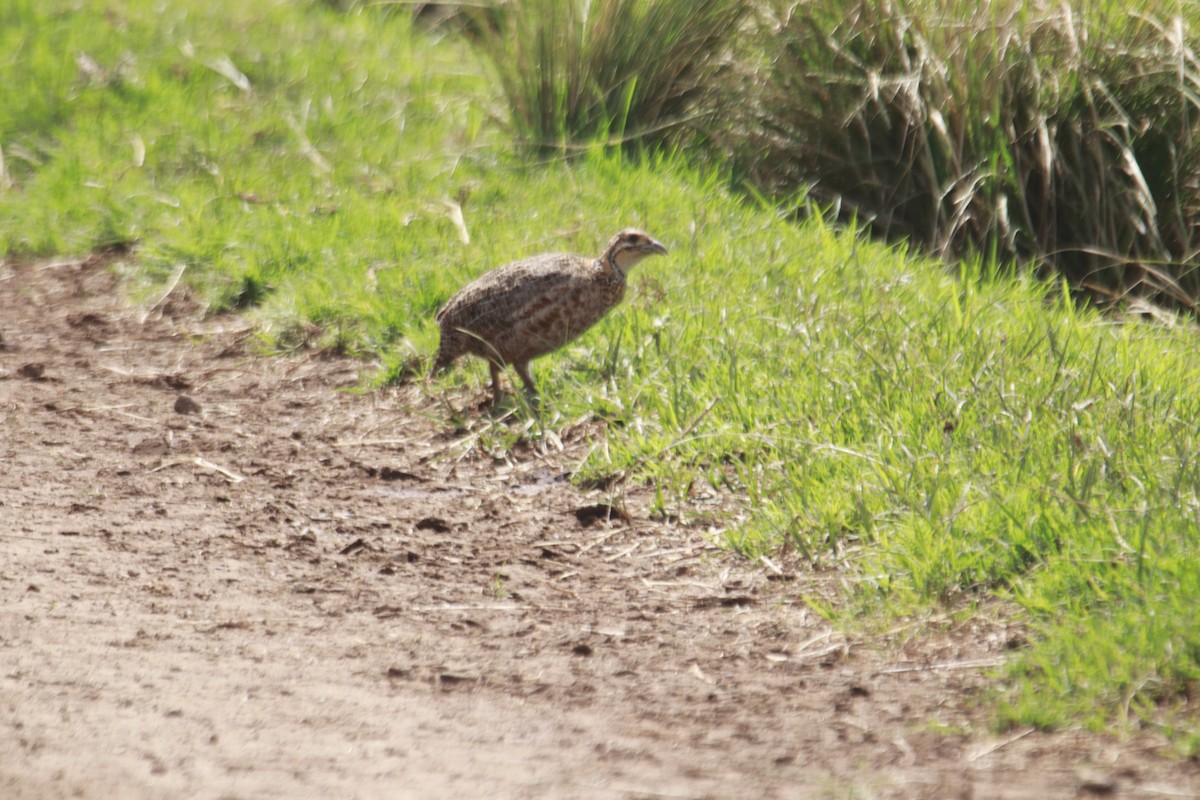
[151,373,192,391]
[17,362,46,380]
[377,466,423,482]
[573,503,629,527]
[67,312,109,328]
[1078,770,1118,795]
[174,395,201,414]
[132,436,171,455]
[415,517,451,533]
[438,672,479,687]
[692,595,755,610]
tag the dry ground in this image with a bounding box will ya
[1,256,1197,799]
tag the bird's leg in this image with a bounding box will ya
[488,360,505,406]
[513,360,540,409]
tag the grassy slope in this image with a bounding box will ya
[3,0,1199,745]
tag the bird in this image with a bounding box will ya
[431,228,668,405]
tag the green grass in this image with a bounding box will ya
[0,0,492,327]
[4,0,1200,748]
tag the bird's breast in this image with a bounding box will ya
[509,275,624,350]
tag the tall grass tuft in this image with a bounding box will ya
[465,0,747,152]
[747,0,1200,310]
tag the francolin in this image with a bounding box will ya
[431,228,668,404]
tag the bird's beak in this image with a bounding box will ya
[645,238,668,256]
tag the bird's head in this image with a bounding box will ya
[602,228,668,277]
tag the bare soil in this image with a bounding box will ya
[1,255,1197,799]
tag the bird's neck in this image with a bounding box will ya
[600,254,627,282]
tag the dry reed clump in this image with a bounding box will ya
[746,0,1200,310]
[462,0,748,153]
[432,0,1200,310]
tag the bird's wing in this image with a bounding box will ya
[437,255,586,334]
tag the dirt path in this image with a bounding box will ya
[1,256,1196,799]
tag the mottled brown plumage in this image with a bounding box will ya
[432,228,668,403]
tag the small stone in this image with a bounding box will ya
[174,395,201,415]
[1078,770,1117,795]
[17,362,45,380]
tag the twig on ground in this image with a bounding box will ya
[410,603,529,612]
[148,457,247,482]
[576,528,623,554]
[792,642,851,662]
[332,438,414,447]
[528,538,580,550]
[637,544,717,560]
[794,630,834,652]
[876,657,1005,675]
[193,456,245,483]
[604,542,641,562]
[967,728,1035,762]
